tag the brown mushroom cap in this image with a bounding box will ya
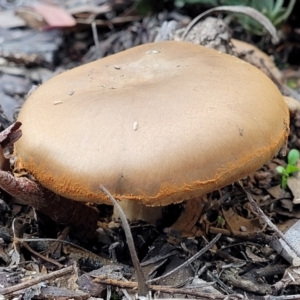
[15,41,289,206]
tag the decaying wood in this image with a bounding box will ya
[221,269,273,295]
[255,264,287,277]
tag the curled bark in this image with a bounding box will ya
[0,123,98,239]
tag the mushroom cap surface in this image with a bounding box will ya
[231,38,282,83]
[15,41,289,206]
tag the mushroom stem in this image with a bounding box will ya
[113,199,162,224]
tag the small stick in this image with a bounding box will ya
[21,241,64,268]
[100,185,149,297]
[15,237,114,266]
[209,226,272,244]
[16,237,95,252]
[265,295,300,300]
[92,21,100,58]
[0,265,75,295]
[147,233,221,284]
[237,181,300,258]
[0,121,22,146]
[94,277,241,300]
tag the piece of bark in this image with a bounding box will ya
[0,171,98,239]
[37,286,89,300]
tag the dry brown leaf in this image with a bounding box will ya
[222,207,262,234]
[267,184,290,199]
[171,198,204,236]
[245,247,268,263]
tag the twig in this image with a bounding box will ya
[0,265,75,295]
[209,227,272,244]
[92,21,100,58]
[237,182,300,258]
[0,121,22,147]
[94,277,237,299]
[207,270,234,295]
[100,185,149,297]
[16,238,97,257]
[255,264,287,277]
[21,241,64,268]
[15,237,114,266]
[147,233,221,284]
[265,295,300,300]
[77,15,142,26]
[222,269,272,295]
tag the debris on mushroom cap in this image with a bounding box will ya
[15,41,289,207]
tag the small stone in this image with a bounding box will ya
[240,226,247,232]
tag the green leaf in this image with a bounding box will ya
[276,166,286,174]
[288,149,300,165]
[282,176,288,189]
[175,0,218,6]
[270,0,284,17]
[221,0,250,5]
[285,164,300,174]
[274,0,296,26]
[174,0,185,7]
[255,0,273,13]
[286,78,298,89]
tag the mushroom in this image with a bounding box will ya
[3,41,289,226]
